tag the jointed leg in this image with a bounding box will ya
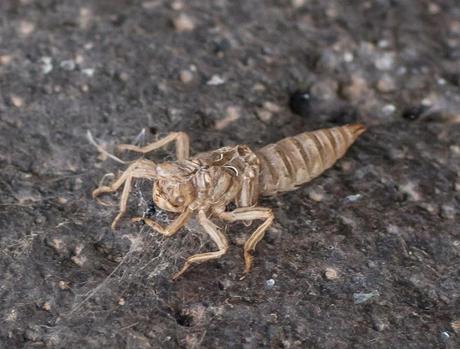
[117,132,190,160]
[172,210,229,280]
[92,159,157,229]
[217,207,274,274]
[131,208,192,236]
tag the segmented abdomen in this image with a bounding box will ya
[255,124,366,196]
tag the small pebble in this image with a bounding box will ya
[455,173,460,192]
[310,79,338,101]
[265,279,275,289]
[382,104,396,115]
[207,75,225,86]
[71,255,87,266]
[82,68,95,77]
[252,83,266,92]
[440,331,450,341]
[18,21,35,36]
[60,59,76,71]
[42,302,51,311]
[256,108,273,123]
[428,3,441,15]
[291,0,305,8]
[173,13,195,32]
[343,51,354,62]
[440,204,456,220]
[58,281,70,290]
[341,76,369,102]
[398,182,422,201]
[262,101,282,113]
[171,1,184,10]
[214,106,240,130]
[40,56,53,74]
[324,267,338,280]
[375,52,395,71]
[179,69,193,83]
[57,197,68,204]
[118,71,129,82]
[0,54,13,65]
[376,75,397,93]
[289,90,310,118]
[10,95,24,108]
[372,315,388,331]
[450,145,460,156]
[308,188,325,202]
[353,290,380,304]
[344,193,361,203]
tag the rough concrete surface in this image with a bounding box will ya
[0,0,459,348]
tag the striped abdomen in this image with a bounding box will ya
[255,124,366,196]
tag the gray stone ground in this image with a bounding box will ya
[0,0,459,348]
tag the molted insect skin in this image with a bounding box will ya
[93,124,366,279]
[256,124,366,196]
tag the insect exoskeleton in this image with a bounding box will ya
[93,124,365,279]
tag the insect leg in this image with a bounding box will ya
[131,208,192,236]
[172,210,228,280]
[92,160,157,229]
[218,207,274,274]
[117,132,190,160]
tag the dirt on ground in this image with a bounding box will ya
[0,0,459,348]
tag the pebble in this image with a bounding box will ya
[343,51,354,63]
[42,302,51,311]
[58,280,70,290]
[256,108,273,123]
[60,59,76,71]
[344,193,361,203]
[382,104,396,116]
[18,20,35,36]
[179,69,193,83]
[0,54,13,65]
[289,90,310,118]
[341,75,369,102]
[10,95,24,108]
[214,106,240,130]
[40,56,53,74]
[371,315,388,331]
[353,290,380,304]
[308,187,325,202]
[142,1,162,10]
[82,68,95,77]
[291,0,305,8]
[428,3,441,15]
[171,1,184,10]
[172,13,195,32]
[265,279,275,289]
[57,197,68,204]
[398,181,422,201]
[207,75,225,86]
[375,52,395,71]
[262,101,282,113]
[376,75,397,93]
[440,204,456,220]
[324,267,338,280]
[310,79,338,101]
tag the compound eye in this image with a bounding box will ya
[174,196,185,206]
